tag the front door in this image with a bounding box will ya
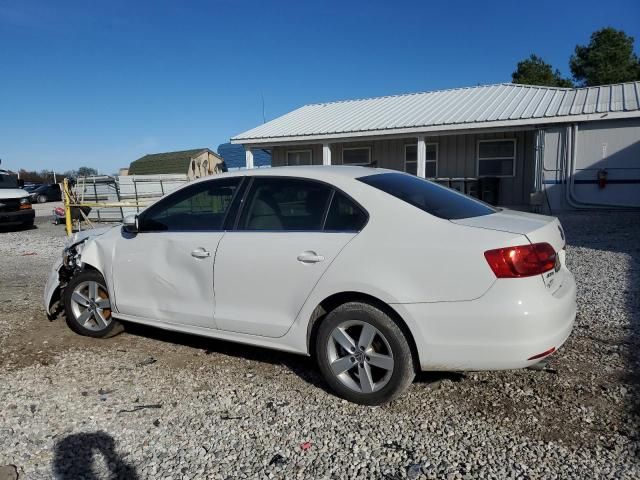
[112,177,242,328]
[213,177,365,337]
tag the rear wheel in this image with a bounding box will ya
[63,270,119,338]
[316,302,415,405]
[37,194,47,203]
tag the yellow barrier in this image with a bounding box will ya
[63,178,73,236]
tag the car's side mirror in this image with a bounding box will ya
[123,214,139,233]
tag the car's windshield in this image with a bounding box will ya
[0,173,20,189]
[358,172,497,220]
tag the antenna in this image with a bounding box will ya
[261,93,266,124]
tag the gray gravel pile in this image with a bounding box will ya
[0,213,639,479]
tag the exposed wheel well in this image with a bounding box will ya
[307,292,420,372]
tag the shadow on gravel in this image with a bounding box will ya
[53,431,138,479]
[414,371,466,384]
[121,322,334,393]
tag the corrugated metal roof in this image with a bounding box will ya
[232,82,640,144]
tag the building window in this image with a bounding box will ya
[477,139,516,177]
[286,150,312,166]
[342,147,371,166]
[404,143,438,177]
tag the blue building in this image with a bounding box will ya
[217,143,271,170]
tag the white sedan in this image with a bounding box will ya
[44,167,576,405]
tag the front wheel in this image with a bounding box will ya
[37,194,48,203]
[63,270,119,338]
[316,302,415,405]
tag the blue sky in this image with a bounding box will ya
[1,0,639,173]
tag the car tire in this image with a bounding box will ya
[63,270,120,338]
[316,302,415,405]
[37,194,47,203]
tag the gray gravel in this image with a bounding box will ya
[0,212,639,479]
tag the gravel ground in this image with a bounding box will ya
[0,212,638,479]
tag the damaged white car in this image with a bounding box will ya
[45,166,576,405]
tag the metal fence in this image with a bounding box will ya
[73,174,188,222]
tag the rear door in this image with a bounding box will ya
[213,177,366,337]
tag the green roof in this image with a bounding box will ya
[128,148,211,175]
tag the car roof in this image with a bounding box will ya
[191,165,395,186]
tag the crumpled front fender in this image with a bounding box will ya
[44,259,63,318]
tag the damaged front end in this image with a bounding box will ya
[44,228,112,319]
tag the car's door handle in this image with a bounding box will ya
[297,251,325,264]
[191,248,211,259]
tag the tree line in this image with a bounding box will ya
[512,27,640,87]
[17,166,100,184]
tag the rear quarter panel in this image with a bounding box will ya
[309,196,528,304]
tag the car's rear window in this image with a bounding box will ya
[358,172,496,220]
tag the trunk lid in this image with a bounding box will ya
[451,209,567,293]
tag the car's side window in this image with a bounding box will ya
[138,177,241,232]
[324,191,367,231]
[238,178,332,231]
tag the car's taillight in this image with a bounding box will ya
[484,242,556,278]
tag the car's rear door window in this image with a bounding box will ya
[238,178,332,231]
[358,172,496,220]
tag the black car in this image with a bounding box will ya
[30,183,62,203]
[24,183,42,193]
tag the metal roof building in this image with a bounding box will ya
[232,82,640,144]
[232,82,640,211]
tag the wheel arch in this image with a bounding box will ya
[306,291,420,372]
[79,242,115,310]
[79,240,111,283]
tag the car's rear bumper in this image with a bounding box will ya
[0,209,35,225]
[393,271,577,371]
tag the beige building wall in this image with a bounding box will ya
[187,151,226,180]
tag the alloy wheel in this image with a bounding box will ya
[326,320,394,393]
[69,280,112,331]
